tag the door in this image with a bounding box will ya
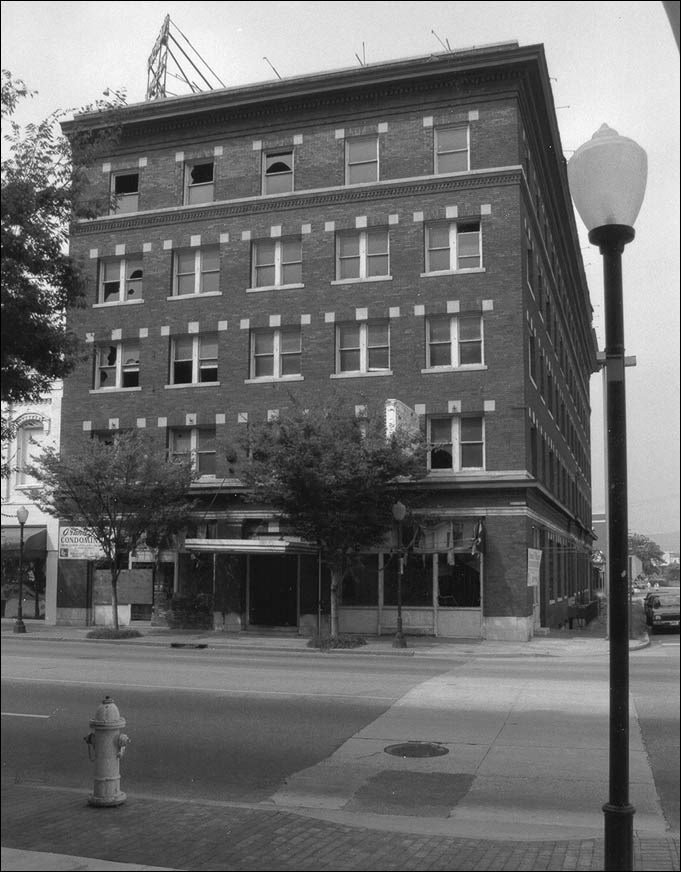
[248,555,298,627]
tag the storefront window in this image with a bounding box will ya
[341,555,379,605]
[384,554,433,606]
[437,552,480,607]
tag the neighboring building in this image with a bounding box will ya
[1,384,62,624]
[58,42,599,640]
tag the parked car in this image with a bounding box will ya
[645,590,680,633]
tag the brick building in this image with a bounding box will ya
[59,41,599,640]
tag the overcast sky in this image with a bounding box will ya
[2,1,679,540]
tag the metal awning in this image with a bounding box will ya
[183,537,318,555]
[0,526,48,558]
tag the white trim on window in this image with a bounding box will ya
[172,246,220,297]
[425,221,482,273]
[262,150,294,194]
[250,238,302,289]
[334,321,391,375]
[336,228,390,281]
[345,135,379,185]
[169,334,218,386]
[434,125,470,174]
[93,341,140,391]
[248,327,302,380]
[169,427,216,477]
[424,314,484,370]
[428,415,485,472]
[98,256,143,305]
[184,161,214,205]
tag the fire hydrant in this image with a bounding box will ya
[84,695,130,807]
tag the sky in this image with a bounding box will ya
[1,1,679,542]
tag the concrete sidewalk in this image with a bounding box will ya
[3,620,679,871]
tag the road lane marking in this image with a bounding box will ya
[1,712,50,718]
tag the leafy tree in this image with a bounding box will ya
[1,71,125,457]
[628,531,665,577]
[662,562,680,585]
[239,401,425,638]
[28,431,196,630]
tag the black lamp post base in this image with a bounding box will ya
[13,620,27,634]
[603,801,635,870]
[392,634,407,648]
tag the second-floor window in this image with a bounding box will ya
[336,228,389,280]
[263,151,294,194]
[429,416,484,471]
[15,422,47,487]
[249,327,302,379]
[98,257,143,304]
[434,126,469,174]
[346,136,378,184]
[169,427,216,476]
[94,342,140,390]
[425,221,481,272]
[426,315,483,368]
[170,334,218,385]
[252,238,302,288]
[184,161,214,205]
[173,247,220,296]
[111,171,139,214]
[336,321,390,374]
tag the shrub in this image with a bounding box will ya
[87,627,142,639]
[307,634,367,651]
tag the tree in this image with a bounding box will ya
[28,431,197,630]
[1,71,125,456]
[628,531,665,577]
[239,401,425,638]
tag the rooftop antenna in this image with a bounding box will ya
[432,30,452,52]
[263,57,282,79]
[355,42,367,66]
[146,15,226,100]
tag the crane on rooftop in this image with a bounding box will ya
[146,15,226,100]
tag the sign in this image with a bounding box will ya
[59,526,105,560]
[527,548,542,587]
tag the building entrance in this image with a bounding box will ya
[249,555,298,627]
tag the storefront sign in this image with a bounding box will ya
[59,526,105,560]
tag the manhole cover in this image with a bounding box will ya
[384,741,449,758]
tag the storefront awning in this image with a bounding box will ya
[184,537,318,555]
[1,526,48,558]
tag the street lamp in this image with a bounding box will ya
[392,500,407,649]
[14,506,29,634]
[568,123,647,872]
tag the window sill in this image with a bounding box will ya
[94,299,144,308]
[167,291,222,301]
[244,375,304,384]
[420,268,485,277]
[330,370,393,379]
[89,386,142,394]
[246,283,304,293]
[330,276,393,286]
[165,382,220,390]
[421,365,487,374]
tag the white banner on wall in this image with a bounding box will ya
[59,526,105,560]
[527,548,543,587]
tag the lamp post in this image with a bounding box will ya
[392,500,407,648]
[14,506,29,634]
[568,124,647,872]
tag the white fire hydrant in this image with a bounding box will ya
[84,695,130,807]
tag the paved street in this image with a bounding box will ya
[1,621,679,871]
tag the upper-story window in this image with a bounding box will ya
[335,321,390,375]
[434,126,469,174]
[425,221,481,272]
[428,416,484,471]
[249,327,302,380]
[336,228,389,281]
[426,315,483,369]
[98,257,143,304]
[345,136,378,184]
[15,421,47,487]
[173,246,220,296]
[170,334,218,385]
[263,151,294,194]
[111,171,139,214]
[184,161,214,205]
[94,342,140,390]
[169,427,216,476]
[251,238,302,289]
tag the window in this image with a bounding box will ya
[111,172,139,214]
[336,229,389,280]
[435,126,469,174]
[425,222,481,272]
[249,327,301,379]
[184,161,214,205]
[94,342,140,390]
[16,422,46,487]
[169,427,216,476]
[251,238,302,288]
[336,321,390,374]
[98,257,143,304]
[170,334,218,385]
[173,247,219,296]
[426,315,483,368]
[428,416,484,471]
[263,151,293,194]
[345,136,378,184]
